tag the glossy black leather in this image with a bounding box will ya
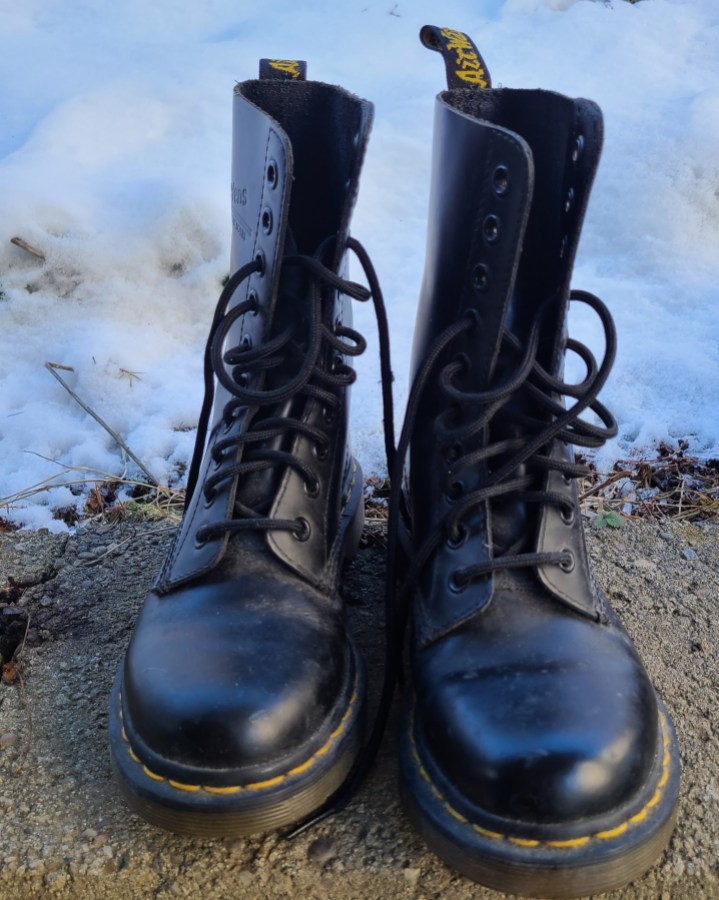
[408,88,659,826]
[121,76,373,789]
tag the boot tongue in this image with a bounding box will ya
[232,228,311,517]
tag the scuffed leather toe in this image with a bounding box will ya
[122,570,348,782]
[415,594,658,825]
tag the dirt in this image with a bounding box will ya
[0,514,717,899]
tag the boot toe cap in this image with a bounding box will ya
[121,575,349,780]
[416,621,658,825]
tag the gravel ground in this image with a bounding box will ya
[0,513,717,899]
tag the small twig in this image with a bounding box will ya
[45,362,158,486]
[11,614,33,775]
[10,236,46,261]
[579,469,633,502]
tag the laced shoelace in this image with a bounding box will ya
[289,288,619,838]
[184,236,395,544]
[387,289,618,608]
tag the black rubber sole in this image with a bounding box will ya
[109,651,365,837]
[108,458,366,837]
[400,697,680,898]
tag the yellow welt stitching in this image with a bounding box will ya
[168,780,201,793]
[472,825,503,840]
[596,822,629,840]
[546,837,590,848]
[409,709,672,850]
[120,686,358,796]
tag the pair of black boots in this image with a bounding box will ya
[108,27,679,898]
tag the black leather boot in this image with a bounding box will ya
[393,27,680,897]
[109,60,392,836]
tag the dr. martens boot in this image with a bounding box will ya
[394,27,680,897]
[109,60,390,836]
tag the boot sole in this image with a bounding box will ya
[108,460,366,837]
[399,696,680,898]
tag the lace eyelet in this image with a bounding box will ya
[445,480,464,503]
[572,134,585,163]
[241,334,252,350]
[565,187,575,214]
[447,526,468,550]
[323,406,337,425]
[493,165,510,196]
[261,207,273,235]
[313,443,329,462]
[266,160,278,188]
[559,550,576,573]
[482,214,500,244]
[194,528,210,549]
[293,517,311,541]
[248,289,259,314]
[203,489,217,509]
[472,263,491,293]
[560,505,576,526]
[255,250,266,275]
[449,571,468,593]
[304,478,320,499]
[562,472,573,486]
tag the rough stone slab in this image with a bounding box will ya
[0,517,717,899]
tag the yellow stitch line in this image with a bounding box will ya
[546,837,590,849]
[121,727,128,743]
[407,706,673,850]
[203,785,242,795]
[446,805,469,824]
[168,780,201,793]
[246,775,285,791]
[595,822,629,840]
[123,684,359,796]
[472,825,503,840]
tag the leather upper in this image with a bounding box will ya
[408,87,659,827]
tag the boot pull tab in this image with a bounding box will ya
[259,59,307,81]
[419,25,491,90]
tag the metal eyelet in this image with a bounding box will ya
[449,571,468,593]
[564,187,575,214]
[572,134,585,164]
[562,472,573,486]
[261,207,273,235]
[447,526,468,550]
[323,406,337,425]
[266,160,278,188]
[559,550,576,573]
[493,165,509,196]
[293,517,311,541]
[472,263,491,293]
[482,214,501,244]
[194,528,210,549]
[560,505,576,526]
[313,443,329,462]
[248,289,259,314]
[304,478,320,499]
[255,250,266,275]
[445,480,464,503]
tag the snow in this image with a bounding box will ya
[1,0,718,531]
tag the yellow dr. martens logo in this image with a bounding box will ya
[268,59,302,79]
[439,28,489,88]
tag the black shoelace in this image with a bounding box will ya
[183,237,395,542]
[291,290,618,836]
[387,289,618,614]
